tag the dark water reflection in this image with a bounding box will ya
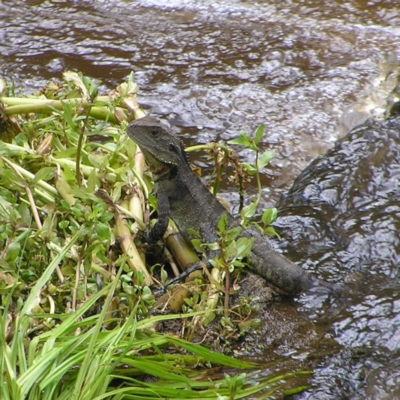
[1,0,400,398]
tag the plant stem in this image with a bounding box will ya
[255,150,262,208]
[1,97,128,124]
[185,143,229,154]
[1,156,56,203]
[50,156,117,183]
[75,105,92,187]
[224,264,230,319]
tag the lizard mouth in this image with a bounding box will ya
[152,164,173,182]
[140,149,175,181]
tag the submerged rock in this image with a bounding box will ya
[274,116,400,399]
[275,116,400,288]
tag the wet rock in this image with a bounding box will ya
[275,116,400,288]
[274,116,400,399]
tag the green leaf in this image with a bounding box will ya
[2,169,26,187]
[242,162,257,175]
[160,267,168,283]
[61,101,77,131]
[209,259,217,267]
[87,168,100,192]
[211,257,225,269]
[4,242,21,265]
[206,242,220,251]
[187,228,201,239]
[233,260,245,268]
[261,208,278,226]
[258,150,274,169]
[59,221,69,229]
[264,226,281,239]
[142,286,154,303]
[148,194,158,210]
[191,239,204,253]
[15,228,32,245]
[254,124,264,146]
[0,196,13,220]
[18,203,31,226]
[33,167,56,184]
[64,70,88,99]
[228,132,252,148]
[251,222,263,234]
[87,153,108,169]
[236,237,254,258]
[240,201,257,220]
[225,241,238,260]
[224,226,242,242]
[80,73,99,100]
[15,133,29,147]
[54,147,77,159]
[0,141,32,157]
[218,214,228,233]
[95,222,110,241]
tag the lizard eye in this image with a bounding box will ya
[150,129,159,137]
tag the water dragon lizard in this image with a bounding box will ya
[127,115,331,295]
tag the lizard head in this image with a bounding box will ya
[127,116,190,169]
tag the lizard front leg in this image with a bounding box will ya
[146,192,170,243]
[163,223,220,288]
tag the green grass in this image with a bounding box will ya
[0,71,311,399]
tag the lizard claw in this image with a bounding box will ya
[163,263,204,289]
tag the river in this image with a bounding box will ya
[1,0,400,398]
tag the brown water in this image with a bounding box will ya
[1,0,400,398]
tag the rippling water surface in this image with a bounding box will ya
[1,0,400,398]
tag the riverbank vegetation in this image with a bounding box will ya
[0,72,310,399]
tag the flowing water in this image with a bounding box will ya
[1,0,400,398]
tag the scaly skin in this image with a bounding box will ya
[127,115,328,295]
